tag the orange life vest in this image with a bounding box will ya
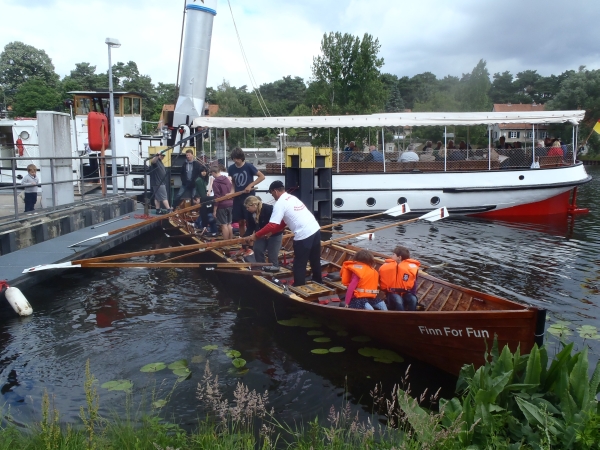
[379,258,420,292]
[341,260,379,298]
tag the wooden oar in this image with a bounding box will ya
[68,191,243,248]
[323,207,449,245]
[23,261,270,273]
[320,203,411,231]
[70,237,248,265]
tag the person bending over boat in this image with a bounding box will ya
[191,195,218,236]
[244,180,322,286]
[243,196,282,268]
[228,147,265,237]
[210,166,234,240]
[378,246,420,311]
[341,250,385,310]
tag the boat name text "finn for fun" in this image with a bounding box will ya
[418,326,490,338]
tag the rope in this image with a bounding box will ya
[226,0,270,118]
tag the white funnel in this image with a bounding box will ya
[173,0,217,127]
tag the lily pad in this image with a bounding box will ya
[313,337,331,343]
[140,362,166,373]
[101,380,133,392]
[336,331,349,337]
[359,348,404,363]
[232,358,247,369]
[374,358,393,364]
[228,367,250,377]
[173,367,191,375]
[329,347,345,353]
[327,324,345,331]
[577,325,600,340]
[311,348,329,354]
[225,350,241,358]
[278,318,321,328]
[547,324,572,337]
[152,399,167,408]
[168,360,188,370]
[352,336,371,342]
[191,355,205,364]
[307,330,325,336]
[202,345,218,351]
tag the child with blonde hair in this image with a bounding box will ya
[22,164,39,212]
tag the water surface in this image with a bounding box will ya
[0,166,598,428]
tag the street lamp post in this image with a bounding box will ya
[105,37,121,194]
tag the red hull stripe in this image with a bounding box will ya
[471,191,571,218]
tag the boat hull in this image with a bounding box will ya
[258,163,590,217]
[253,276,538,376]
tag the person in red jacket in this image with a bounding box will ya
[341,250,384,310]
[378,246,420,311]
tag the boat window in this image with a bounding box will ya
[132,98,141,115]
[124,97,132,115]
[398,197,407,205]
[430,196,440,206]
[334,198,344,207]
[76,98,92,115]
[366,197,376,207]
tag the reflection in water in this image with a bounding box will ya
[0,166,597,427]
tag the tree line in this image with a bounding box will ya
[1,35,599,152]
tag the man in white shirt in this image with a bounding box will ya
[245,180,322,286]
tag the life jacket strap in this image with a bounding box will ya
[355,288,379,294]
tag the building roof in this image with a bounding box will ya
[493,103,546,112]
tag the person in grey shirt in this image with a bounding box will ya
[399,144,420,162]
[150,152,172,214]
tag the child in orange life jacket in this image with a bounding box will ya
[379,246,420,311]
[341,250,387,310]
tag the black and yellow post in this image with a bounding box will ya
[284,147,332,224]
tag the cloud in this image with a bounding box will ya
[0,0,598,91]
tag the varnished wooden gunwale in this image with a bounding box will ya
[159,214,541,375]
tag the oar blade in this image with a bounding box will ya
[419,207,449,222]
[386,203,411,217]
[22,262,81,273]
[67,233,109,248]
[355,232,375,240]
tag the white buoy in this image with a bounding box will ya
[5,287,33,316]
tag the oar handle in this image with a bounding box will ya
[107,191,244,236]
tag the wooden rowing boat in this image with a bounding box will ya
[162,208,545,376]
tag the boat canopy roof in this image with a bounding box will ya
[191,110,585,129]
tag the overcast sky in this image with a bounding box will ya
[2,0,599,89]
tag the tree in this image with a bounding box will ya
[12,79,60,117]
[458,60,492,112]
[514,70,541,101]
[62,62,104,91]
[310,32,385,115]
[151,82,177,120]
[489,71,515,104]
[0,42,59,94]
[259,76,306,116]
[547,67,600,154]
[381,73,405,113]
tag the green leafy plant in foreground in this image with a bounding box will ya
[400,338,600,449]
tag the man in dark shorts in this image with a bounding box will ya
[227,147,265,236]
[149,152,172,214]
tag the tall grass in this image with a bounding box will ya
[1,344,599,449]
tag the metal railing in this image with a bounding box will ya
[263,144,578,174]
[0,155,130,221]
